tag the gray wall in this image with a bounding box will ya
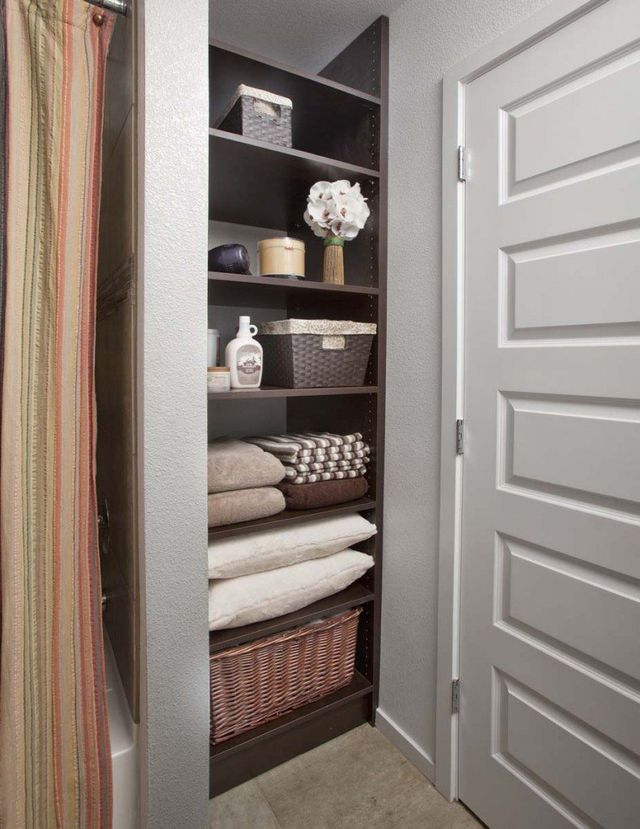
[137,1,210,827]
[380,0,555,772]
[211,0,404,71]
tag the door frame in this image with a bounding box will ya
[435,0,608,801]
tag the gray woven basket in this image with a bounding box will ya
[258,319,376,388]
[217,85,292,148]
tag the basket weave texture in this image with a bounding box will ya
[258,333,374,388]
[220,94,292,148]
[210,608,361,745]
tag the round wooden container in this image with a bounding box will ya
[258,237,305,278]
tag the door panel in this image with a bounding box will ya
[513,54,640,185]
[495,671,640,829]
[500,536,640,682]
[506,228,640,339]
[459,2,640,827]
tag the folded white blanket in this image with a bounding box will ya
[208,513,377,578]
[208,549,374,630]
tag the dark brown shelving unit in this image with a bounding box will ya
[208,16,388,797]
[210,583,375,653]
[208,384,377,400]
[208,497,376,540]
[209,129,378,229]
[209,271,379,296]
[210,671,373,794]
[210,39,381,168]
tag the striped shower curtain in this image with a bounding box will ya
[0,1,114,827]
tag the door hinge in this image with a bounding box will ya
[457,145,467,182]
[456,419,464,455]
[451,678,461,714]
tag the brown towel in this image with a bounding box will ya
[278,477,369,511]
[208,439,286,494]
[208,487,285,527]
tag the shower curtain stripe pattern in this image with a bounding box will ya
[0,0,5,365]
[0,2,114,827]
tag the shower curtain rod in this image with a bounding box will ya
[85,0,128,16]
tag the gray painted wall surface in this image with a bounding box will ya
[138,2,210,826]
[380,0,555,768]
[211,0,404,72]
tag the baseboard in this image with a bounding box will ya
[375,708,435,783]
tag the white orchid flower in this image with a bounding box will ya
[306,197,334,227]
[333,194,370,230]
[330,180,352,198]
[304,209,329,237]
[305,180,370,240]
[329,218,360,241]
[308,181,333,201]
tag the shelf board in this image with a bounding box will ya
[208,498,376,540]
[210,40,382,108]
[209,582,375,654]
[210,41,380,172]
[208,271,379,297]
[209,129,379,228]
[208,384,377,400]
[210,670,373,761]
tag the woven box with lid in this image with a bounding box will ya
[215,84,292,148]
[257,319,377,388]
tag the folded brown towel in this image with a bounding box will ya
[278,477,369,510]
[208,487,286,527]
[208,439,286,494]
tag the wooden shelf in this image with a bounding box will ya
[208,271,379,296]
[210,40,381,110]
[209,582,375,654]
[208,385,377,400]
[211,670,373,761]
[208,498,376,540]
[210,42,380,172]
[209,129,378,228]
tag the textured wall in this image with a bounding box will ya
[381,0,555,772]
[211,0,404,71]
[137,1,210,827]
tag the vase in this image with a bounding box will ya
[323,236,345,284]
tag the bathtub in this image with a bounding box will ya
[104,636,139,829]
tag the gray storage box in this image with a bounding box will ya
[257,319,377,388]
[216,84,293,148]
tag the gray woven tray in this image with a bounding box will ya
[258,331,374,388]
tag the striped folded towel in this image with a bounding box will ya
[284,466,368,485]
[244,431,371,484]
[245,432,366,461]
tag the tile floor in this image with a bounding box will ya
[210,725,484,829]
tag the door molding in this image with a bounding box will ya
[436,0,608,801]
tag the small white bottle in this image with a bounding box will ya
[225,316,263,390]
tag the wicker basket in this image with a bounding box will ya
[216,84,292,148]
[257,319,377,388]
[210,608,362,745]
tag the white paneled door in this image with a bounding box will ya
[459,2,640,827]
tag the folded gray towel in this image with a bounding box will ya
[208,487,285,528]
[208,439,286,494]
